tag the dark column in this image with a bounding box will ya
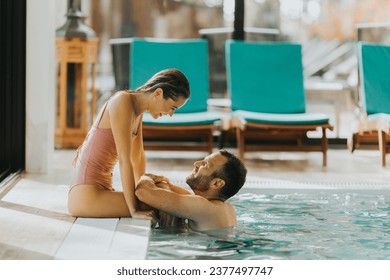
[0,0,26,182]
[232,0,245,40]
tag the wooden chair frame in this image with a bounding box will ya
[142,124,215,153]
[350,115,390,166]
[234,119,333,166]
[378,123,390,167]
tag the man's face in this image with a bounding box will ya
[186,151,227,191]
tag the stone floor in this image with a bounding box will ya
[0,146,389,259]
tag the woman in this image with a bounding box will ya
[68,68,190,223]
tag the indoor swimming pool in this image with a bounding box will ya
[147,188,390,260]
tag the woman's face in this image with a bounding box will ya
[149,89,187,119]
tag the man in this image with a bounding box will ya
[135,149,247,232]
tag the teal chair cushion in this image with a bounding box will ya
[225,40,306,114]
[233,110,330,125]
[130,38,209,113]
[359,43,390,115]
[142,111,221,126]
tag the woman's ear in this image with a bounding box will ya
[209,178,225,190]
[153,88,163,99]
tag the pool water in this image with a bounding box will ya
[147,189,390,260]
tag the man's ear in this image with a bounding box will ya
[209,178,225,190]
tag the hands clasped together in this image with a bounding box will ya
[134,173,172,226]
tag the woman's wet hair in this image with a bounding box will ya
[213,149,247,200]
[137,68,190,101]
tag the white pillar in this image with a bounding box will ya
[25,0,56,173]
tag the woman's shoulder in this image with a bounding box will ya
[111,90,129,101]
[108,91,130,108]
[107,91,133,118]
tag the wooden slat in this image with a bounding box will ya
[245,145,325,152]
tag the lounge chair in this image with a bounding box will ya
[225,40,333,166]
[354,42,390,166]
[130,38,221,153]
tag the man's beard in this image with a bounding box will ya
[186,174,210,192]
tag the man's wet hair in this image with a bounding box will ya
[213,149,247,200]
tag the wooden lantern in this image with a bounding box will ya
[55,37,98,148]
[55,0,99,148]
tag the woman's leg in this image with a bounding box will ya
[68,184,131,217]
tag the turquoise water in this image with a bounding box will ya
[147,189,390,260]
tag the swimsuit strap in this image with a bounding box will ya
[95,91,119,127]
[96,99,110,127]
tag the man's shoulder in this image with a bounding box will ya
[207,199,235,214]
[189,201,237,231]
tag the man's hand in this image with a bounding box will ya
[144,173,170,184]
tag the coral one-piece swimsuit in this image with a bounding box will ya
[70,102,118,191]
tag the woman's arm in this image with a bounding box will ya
[109,93,152,219]
[132,118,146,181]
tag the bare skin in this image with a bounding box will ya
[135,152,238,231]
[68,89,187,223]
